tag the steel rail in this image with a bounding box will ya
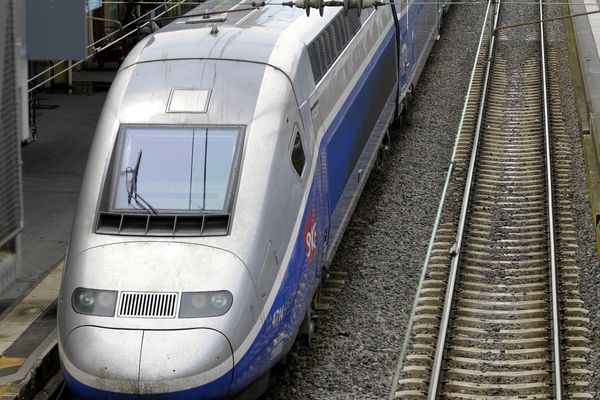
[539,0,563,397]
[426,1,501,398]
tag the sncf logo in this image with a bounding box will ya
[304,208,317,263]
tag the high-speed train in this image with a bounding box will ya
[57,0,446,398]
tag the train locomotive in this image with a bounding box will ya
[57,0,447,398]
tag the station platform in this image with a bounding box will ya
[570,1,600,253]
[0,72,110,399]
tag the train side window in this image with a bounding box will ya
[291,129,306,177]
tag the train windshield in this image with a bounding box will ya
[111,126,241,213]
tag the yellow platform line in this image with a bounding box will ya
[0,383,12,396]
[0,262,63,355]
[0,358,24,370]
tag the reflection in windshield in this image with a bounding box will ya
[113,127,240,212]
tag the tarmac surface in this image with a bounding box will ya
[0,70,112,399]
[0,79,109,315]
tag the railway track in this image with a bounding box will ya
[393,0,591,398]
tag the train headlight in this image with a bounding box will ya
[179,291,233,318]
[72,288,117,317]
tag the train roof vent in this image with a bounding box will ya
[307,9,362,84]
[118,292,178,318]
[96,212,230,237]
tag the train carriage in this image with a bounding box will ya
[58,0,447,398]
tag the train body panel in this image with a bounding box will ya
[58,1,444,398]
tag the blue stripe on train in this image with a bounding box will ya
[325,27,396,213]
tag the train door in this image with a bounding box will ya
[283,120,312,328]
[267,118,315,345]
[310,101,330,276]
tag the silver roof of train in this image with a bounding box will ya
[121,0,341,76]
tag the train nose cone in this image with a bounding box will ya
[62,327,233,398]
[138,329,233,398]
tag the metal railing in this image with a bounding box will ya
[539,0,563,396]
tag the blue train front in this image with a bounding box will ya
[57,0,444,398]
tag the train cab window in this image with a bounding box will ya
[291,130,306,177]
[110,126,242,213]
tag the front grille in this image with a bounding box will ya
[96,213,230,237]
[118,292,178,318]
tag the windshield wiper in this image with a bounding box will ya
[125,149,158,215]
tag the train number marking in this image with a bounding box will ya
[304,208,317,263]
[272,306,285,328]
